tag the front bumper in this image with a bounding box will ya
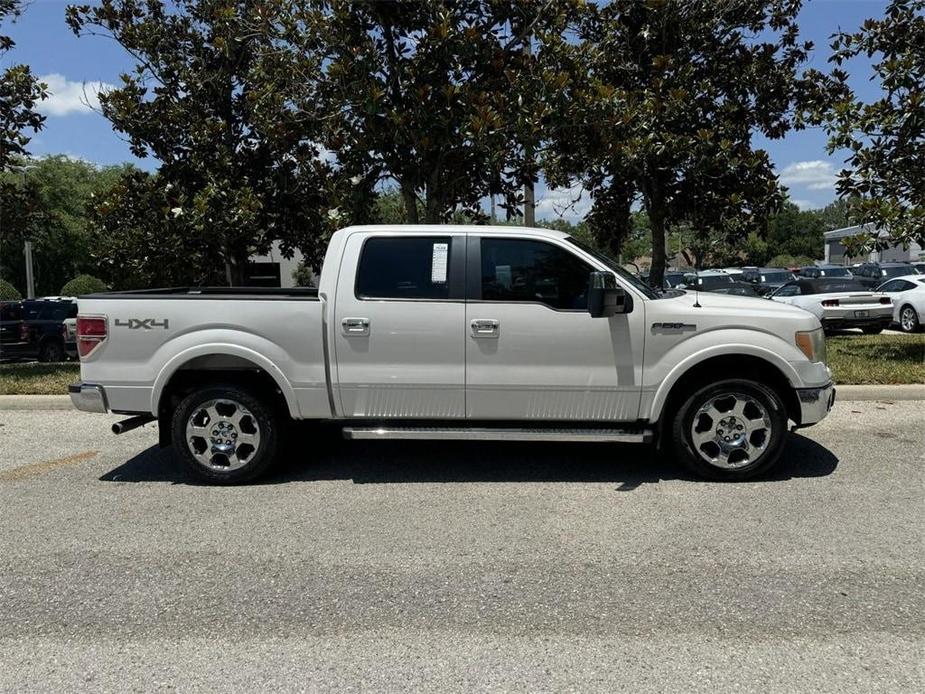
[794,382,835,428]
[69,382,109,414]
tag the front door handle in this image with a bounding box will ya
[470,318,499,338]
[342,317,370,336]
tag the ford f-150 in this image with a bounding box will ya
[70,225,835,483]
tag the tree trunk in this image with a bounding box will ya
[400,183,419,224]
[646,203,667,288]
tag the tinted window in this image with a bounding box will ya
[882,265,912,279]
[356,237,452,300]
[760,271,792,283]
[811,280,866,294]
[0,303,22,321]
[774,284,801,297]
[698,274,734,288]
[879,280,902,292]
[820,267,850,278]
[481,238,591,310]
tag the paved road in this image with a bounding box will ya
[0,400,923,693]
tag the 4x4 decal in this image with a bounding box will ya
[114,318,169,330]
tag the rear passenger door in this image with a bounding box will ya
[332,233,467,418]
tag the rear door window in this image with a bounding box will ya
[356,236,453,300]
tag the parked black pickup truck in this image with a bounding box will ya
[0,299,78,362]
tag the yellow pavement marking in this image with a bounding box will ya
[0,450,98,481]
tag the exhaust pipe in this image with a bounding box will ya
[112,414,156,435]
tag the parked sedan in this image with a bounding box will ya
[743,267,796,295]
[876,274,925,333]
[679,270,736,291]
[708,281,762,297]
[798,265,853,279]
[769,278,893,334]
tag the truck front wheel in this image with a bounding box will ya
[671,379,788,481]
[171,385,279,484]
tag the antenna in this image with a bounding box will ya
[693,285,701,308]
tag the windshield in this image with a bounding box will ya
[820,267,851,278]
[565,237,660,299]
[698,274,735,288]
[761,271,792,283]
[882,265,916,279]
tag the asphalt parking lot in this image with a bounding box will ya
[0,400,923,692]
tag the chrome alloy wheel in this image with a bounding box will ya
[690,392,772,469]
[185,399,261,471]
[901,306,917,332]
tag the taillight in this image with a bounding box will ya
[821,299,840,307]
[76,316,107,358]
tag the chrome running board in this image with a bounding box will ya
[342,426,653,444]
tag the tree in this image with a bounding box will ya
[299,1,576,224]
[0,156,131,295]
[545,0,819,287]
[60,274,108,296]
[0,0,46,171]
[0,277,19,300]
[821,0,924,249]
[67,0,338,284]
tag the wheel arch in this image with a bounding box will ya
[652,352,800,430]
[152,345,298,423]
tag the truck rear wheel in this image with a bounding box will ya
[671,379,788,481]
[171,385,279,484]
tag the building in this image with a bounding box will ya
[247,240,308,288]
[823,224,924,266]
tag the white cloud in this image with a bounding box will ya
[535,182,592,221]
[778,160,837,191]
[38,73,115,116]
[791,199,817,211]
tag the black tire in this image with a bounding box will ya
[671,379,789,481]
[38,339,65,362]
[171,385,279,484]
[861,325,884,335]
[899,305,920,333]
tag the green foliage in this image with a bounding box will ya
[60,274,108,296]
[544,0,824,287]
[67,0,339,284]
[0,156,133,295]
[291,262,315,288]
[0,277,21,300]
[299,1,578,224]
[820,0,925,249]
[767,253,814,268]
[0,0,47,171]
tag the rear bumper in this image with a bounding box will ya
[69,382,109,414]
[794,382,835,428]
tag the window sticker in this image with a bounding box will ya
[431,242,449,284]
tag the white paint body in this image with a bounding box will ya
[876,275,925,326]
[76,225,832,425]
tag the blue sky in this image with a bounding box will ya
[4,0,887,218]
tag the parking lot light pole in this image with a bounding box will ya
[24,240,35,299]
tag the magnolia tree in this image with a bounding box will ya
[821,0,925,251]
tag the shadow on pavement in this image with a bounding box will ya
[99,424,839,488]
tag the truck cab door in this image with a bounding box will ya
[332,232,467,418]
[464,235,644,421]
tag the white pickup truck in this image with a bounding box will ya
[70,225,834,483]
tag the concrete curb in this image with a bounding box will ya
[1,384,923,412]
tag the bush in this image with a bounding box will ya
[291,262,316,288]
[768,253,815,268]
[0,278,22,301]
[60,274,108,296]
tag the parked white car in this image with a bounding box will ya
[769,278,893,334]
[69,225,834,483]
[876,274,925,333]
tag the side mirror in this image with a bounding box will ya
[588,271,633,317]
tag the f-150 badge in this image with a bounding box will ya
[115,318,169,330]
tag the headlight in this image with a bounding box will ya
[795,328,827,363]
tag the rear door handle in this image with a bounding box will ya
[342,317,370,336]
[470,318,499,338]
